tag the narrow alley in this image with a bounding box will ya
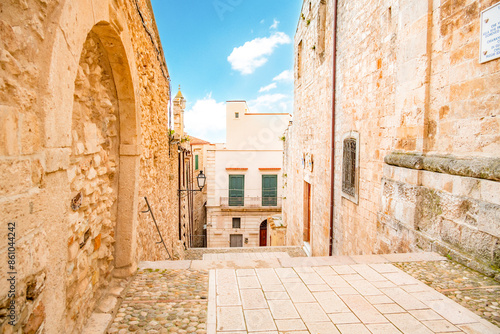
[1,0,499,333]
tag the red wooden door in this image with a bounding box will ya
[259,221,267,246]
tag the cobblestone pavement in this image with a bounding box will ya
[395,260,500,329]
[104,253,500,334]
[107,269,209,333]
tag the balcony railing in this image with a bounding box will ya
[220,197,282,208]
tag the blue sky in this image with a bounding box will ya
[151,0,303,143]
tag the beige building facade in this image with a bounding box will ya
[284,0,500,277]
[206,101,291,248]
[0,0,189,332]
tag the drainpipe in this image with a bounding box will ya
[178,147,182,241]
[329,0,339,256]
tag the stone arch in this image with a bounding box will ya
[90,22,141,275]
[65,21,140,330]
[39,1,142,331]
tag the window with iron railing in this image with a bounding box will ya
[341,132,359,204]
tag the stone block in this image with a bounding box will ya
[0,105,19,156]
[480,179,500,206]
[475,201,500,238]
[20,111,41,155]
[0,159,32,196]
[45,148,71,173]
[68,242,79,261]
[96,296,117,314]
[460,227,496,262]
[81,313,112,334]
[84,122,100,154]
[22,301,45,334]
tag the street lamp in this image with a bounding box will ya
[179,170,206,193]
[196,171,206,190]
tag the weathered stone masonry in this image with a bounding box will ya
[0,0,182,333]
[285,0,500,278]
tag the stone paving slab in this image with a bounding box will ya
[138,260,192,270]
[117,252,499,334]
[203,252,290,261]
[191,258,282,270]
[395,260,500,328]
[210,260,500,334]
[137,252,448,272]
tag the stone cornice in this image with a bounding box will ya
[384,152,500,182]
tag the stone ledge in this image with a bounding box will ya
[377,212,500,281]
[384,152,500,182]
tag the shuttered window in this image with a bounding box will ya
[262,175,278,206]
[229,175,244,206]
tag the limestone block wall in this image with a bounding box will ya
[284,0,335,256]
[331,0,402,255]
[0,0,179,332]
[126,0,179,263]
[378,157,500,273]
[286,0,499,275]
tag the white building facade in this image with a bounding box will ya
[206,101,291,248]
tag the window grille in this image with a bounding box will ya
[342,138,356,197]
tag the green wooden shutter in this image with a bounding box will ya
[262,175,277,206]
[229,175,244,206]
[195,155,199,170]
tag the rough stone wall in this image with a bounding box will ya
[372,0,500,275]
[427,0,500,156]
[125,0,179,262]
[379,162,500,276]
[286,0,500,274]
[334,0,500,268]
[0,0,180,332]
[0,0,67,332]
[65,32,120,332]
[332,0,401,255]
[283,0,334,256]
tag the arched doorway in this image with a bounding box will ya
[65,22,139,331]
[260,220,268,246]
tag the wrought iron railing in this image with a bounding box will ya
[219,197,282,208]
[141,197,172,260]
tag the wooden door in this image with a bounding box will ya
[230,234,243,247]
[303,182,311,242]
[259,220,267,246]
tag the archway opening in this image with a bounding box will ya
[65,22,139,330]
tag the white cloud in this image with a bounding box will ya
[260,19,265,24]
[259,82,277,93]
[273,69,293,82]
[270,19,279,30]
[184,95,226,143]
[247,93,292,114]
[227,32,291,75]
